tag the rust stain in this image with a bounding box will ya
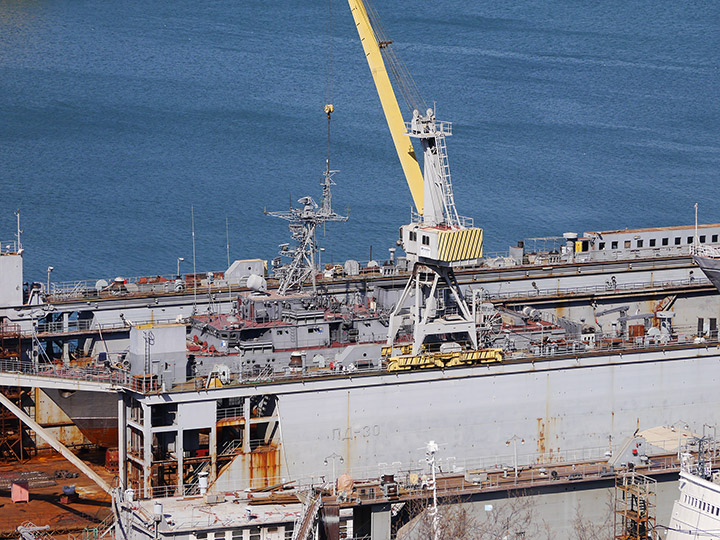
[537,418,546,459]
[248,444,281,489]
[537,417,561,462]
[216,417,246,428]
[76,427,116,448]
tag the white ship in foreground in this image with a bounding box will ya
[667,439,720,539]
[692,244,720,294]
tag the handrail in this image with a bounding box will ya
[33,317,183,336]
[0,240,18,254]
[291,490,322,540]
[481,276,711,302]
[1,327,718,395]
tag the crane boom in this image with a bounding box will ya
[349,0,484,358]
[348,0,425,216]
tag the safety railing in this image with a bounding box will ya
[481,276,711,302]
[219,438,244,456]
[0,240,18,254]
[692,243,720,258]
[46,272,237,303]
[0,321,22,336]
[0,358,155,393]
[1,326,718,395]
[34,317,182,336]
[341,456,684,506]
[217,406,244,420]
[123,438,718,506]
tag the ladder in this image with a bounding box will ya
[435,133,460,227]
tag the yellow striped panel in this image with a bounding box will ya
[438,228,483,262]
[387,348,503,372]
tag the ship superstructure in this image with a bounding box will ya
[666,437,720,539]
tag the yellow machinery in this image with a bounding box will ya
[349,0,499,367]
[381,346,503,372]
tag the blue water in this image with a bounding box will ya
[1,0,718,282]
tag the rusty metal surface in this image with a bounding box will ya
[0,451,113,538]
[41,389,117,448]
[34,389,88,449]
[247,444,282,489]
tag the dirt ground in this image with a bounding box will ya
[0,449,115,539]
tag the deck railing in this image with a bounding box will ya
[481,276,711,302]
[2,327,719,395]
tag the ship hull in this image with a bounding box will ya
[667,470,720,539]
[43,388,118,447]
[693,254,720,292]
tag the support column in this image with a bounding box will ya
[117,392,127,489]
[62,312,70,366]
[371,503,391,540]
[177,428,184,494]
[209,423,217,484]
[319,504,340,540]
[83,336,93,356]
[141,402,152,498]
[243,397,251,453]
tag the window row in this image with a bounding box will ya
[408,231,431,245]
[598,234,719,251]
[684,493,720,517]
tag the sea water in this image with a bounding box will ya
[1,0,718,283]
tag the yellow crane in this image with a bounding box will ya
[347,0,426,216]
[349,0,497,365]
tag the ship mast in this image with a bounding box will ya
[266,108,348,296]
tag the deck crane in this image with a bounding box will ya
[349,0,498,369]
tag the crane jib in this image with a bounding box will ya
[348,0,426,216]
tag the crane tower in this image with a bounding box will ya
[349,0,493,367]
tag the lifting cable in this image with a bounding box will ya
[325,0,335,169]
[364,0,427,115]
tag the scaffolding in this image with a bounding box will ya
[614,471,657,540]
[0,321,36,461]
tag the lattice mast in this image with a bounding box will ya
[267,160,347,296]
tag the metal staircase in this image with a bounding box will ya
[291,490,322,540]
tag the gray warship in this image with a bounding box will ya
[1,1,720,536]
